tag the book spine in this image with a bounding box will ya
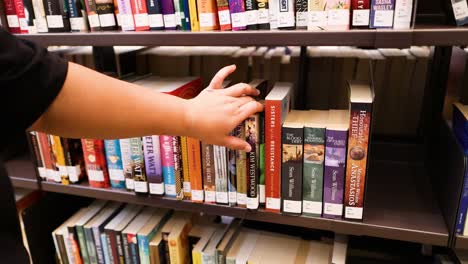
[114,0,121,28]
[451,0,468,26]
[302,126,325,217]
[143,136,164,194]
[51,135,69,185]
[217,0,231,30]
[369,0,394,28]
[295,0,306,28]
[172,0,181,28]
[351,0,370,27]
[215,146,229,204]
[127,233,140,264]
[100,233,111,264]
[61,138,77,184]
[326,0,350,30]
[146,0,164,29]
[160,135,176,196]
[246,115,260,209]
[228,0,246,30]
[93,227,105,264]
[66,139,86,183]
[130,137,148,193]
[120,139,134,190]
[46,0,72,32]
[256,0,268,28]
[181,136,191,199]
[188,137,204,202]
[85,227,98,264]
[3,0,22,33]
[117,0,135,30]
[96,0,117,30]
[323,129,347,218]
[68,0,88,31]
[258,111,266,204]
[307,0,326,30]
[31,0,49,32]
[122,233,132,264]
[29,131,47,179]
[234,123,247,207]
[138,235,150,264]
[37,132,54,180]
[14,0,28,32]
[265,100,282,211]
[227,144,237,205]
[81,139,110,188]
[129,0,150,29]
[188,0,199,30]
[162,231,171,264]
[197,0,219,30]
[77,226,90,264]
[160,0,176,29]
[22,0,36,33]
[106,230,119,264]
[46,135,60,182]
[173,136,184,199]
[202,143,216,203]
[104,139,126,189]
[344,102,372,220]
[277,0,294,29]
[392,0,412,29]
[180,0,190,29]
[68,227,83,264]
[457,164,468,234]
[267,0,277,28]
[281,126,303,215]
[244,0,257,29]
[84,0,101,30]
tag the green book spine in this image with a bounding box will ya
[302,126,325,217]
[84,227,98,264]
[258,111,266,204]
[138,235,150,264]
[77,226,90,264]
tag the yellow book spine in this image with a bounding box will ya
[181,136,191,199]
[51,135,69,185]
[188,0,200,31]
[169,237,180,264]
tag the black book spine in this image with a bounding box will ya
[244,0,257,29]
[122,233,132,264]
[96,0,117,30]
[116,232,125,264]
[43,0,71,32]
[255,0,269,29]
[281,126,303,215]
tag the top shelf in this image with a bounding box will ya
[14,26,468,48]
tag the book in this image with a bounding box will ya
[104,139,126,189]
[180,0,191,29]
[244,0,257,29]
[202,143,216,203]
[228,0,246,30]
[451,0,468,26]
[22,0,36,32]
[295,0,307,28]
[225,229,259,264]
[173,136,185,200]
[81,139,110,188]
[168,217,193,263]
[172,0,182,29]
[161,212,193,263]
[29,131,46,180]
[146,0,164,29]
[120,138,135,190]
[393,0,412,29]
[37,132,54,181]
[216,219,241,264]
[215,146,229,205]
[188,137,204,202]
[265,82,292,212]
[0,0,8,29]
[369,0,394,28]
[42,0,71,32]
[84,0,101,31]
[49,135,67,184]
[160,136,177,196]
[138,209,172,264]
[190,225,217,264]
[217,0,231,30]
[248,232,301,264]
[326,0,351,30]
[160,0,176,29]
[116,0,135,30]
[96,0,117,30]
[302,110,328,217]
[3,0,28,33]
[197,0,219,30]
[281,110,304,215]
[62,138,86,184]
[227,142,237,206]
[234,123,247,208]
[46,135,60,182]
[66,208,91,264]
[68,0,88,31]
[454,103,468,155]
[181,136,191,199]
[201,224,229,263]
[143,135,164,195]
[130,0,149,30]
[344,81,374,220]
[351,0,370,27]
[102,204,134,264]
[255,0,268,28]
[267,0,277,28]
[277,0,294,29]
[188,0,199,30]
[31,0,48,32]
[246,114,260,209]
[129,137,148,194]
[149,215,180,264]
[323,110,348,219]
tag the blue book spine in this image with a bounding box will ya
[457,160,468,234]
[138,234,150,264]
[104,139,126,189]
[100,233,111,264]
[181,0,191,30]
[453,107,468,155]
[147,0,165,29]
[369,0,394,28]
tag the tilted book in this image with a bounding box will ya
[450,0,468,26]
[369,0,394,28]
[143,135,164,195]
[351,0,370,27]
[82,139,110,188]
[104,139,126,189]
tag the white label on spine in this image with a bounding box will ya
[58,166,68,177]
[99,13,116,27]
[88,170,104,182]
[216,192,228,204]
[163,14,176,28]
[88,14,100,28]
[308,10,326,29]
[6,15,19,28]
[231,12,247,28]
[175,12,181,25]
[53,171,61,182]
[269,12,278,29]
[324,203,343,216]
[296,11,308,27]
[36,18,49,32]
[327,9,349,26]
[393,0,413,29]
[218,9,231,26]
[205,191,216,202]
[19,18,28,30]
[46,169,55,181]
[246,10,258,25]
[258,8,269,24]
[165,184,176,195]
[236,193,246,205]
[345,206,363,219]
[453,0,468,20]
[46,15,64,28]
[134,181,148,193]
[247,196,259,209]
[120,14,135,30]
[38,167,47,178]
[266,197,280,210]
[283,200,301,213]
[125,178,135,190]
[258,185,265,203]
[109,169,124,181]
[67,166,81,182]
[278,11,294,27]
[352,9,370,26]
[70,17,87,30]
[115,13,121,26]
[303,201,322,215]
[183,182,191,193]
[149,183,165,195]
[373,10,394,27]
[149,14,164,28]
[229,192,237,203]
[134,13,149,27]
[199,12,216,27]
[191,190,204,201]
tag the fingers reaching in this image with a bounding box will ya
[232,96,254,108]
[222,136,252,152]
[208,65,236,90]
[222,82,259,97]
[235,101,264,124]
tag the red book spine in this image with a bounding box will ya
[216,0,231,30]
[264,100,282,212]
[130,0,149,30]
[81,139,110,188]
[37,132,55,181]
[13,0,27,32]
[107,230,119,264]
[3,0,26,33]
[351,0,370,27]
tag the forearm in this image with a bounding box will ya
[31,62,190,139]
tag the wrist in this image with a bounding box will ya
[181,99,195,137]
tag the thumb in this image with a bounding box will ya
[222,136,251,152]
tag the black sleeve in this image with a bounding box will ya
[0,27,68,149]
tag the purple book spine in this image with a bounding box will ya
[323,129,347,219]
[143,136,164,195]
[369,0,394,28]
[229,0,247,30]
[160,0,177,29]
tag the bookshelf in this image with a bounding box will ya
[5,157,40,190]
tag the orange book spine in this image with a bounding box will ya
[188,137,204,202]
[196,0,220,30]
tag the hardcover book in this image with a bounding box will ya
[281,110,304,215]
[246,114,260,209]
[228,0,246,30]
[307,0,326,30]
[295,0,307,28]
[43,0,71,32]
[234,123,247,207]
[104,139,126,189]
[160,135,177,196]
[120,138,135,190]
[3,0,28,33]
[217,0,231,30]
[454,103,468,155]
[326,0,351,30]
[31,0,48,32]
[82,139,110,188]
[277,0,294,29]
[181,136,191,198]
[369,0,394,28]
[197,0,219,30]
[84,0,101,30]
[244,0,257,29]
[188,137,204,202]
[130,137,148,194]
[256,0,268,28]
[202,143,216,203]
[351,0,370,27]
[143,135,164,195]
[265,82,292,212]
[130,0,149,30]
[215,146,229,204]
[323,110,348,219]
[146,0,164,29]
[116,0,135,30]
[160,0,177,29]
[344,81,373,220]
[393,0,412,29]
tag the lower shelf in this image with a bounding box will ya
[41,159,449,246]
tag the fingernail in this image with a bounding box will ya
[244,144,252,152]
[256,89,260,95]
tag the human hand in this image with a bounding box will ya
[184,65,263,151]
